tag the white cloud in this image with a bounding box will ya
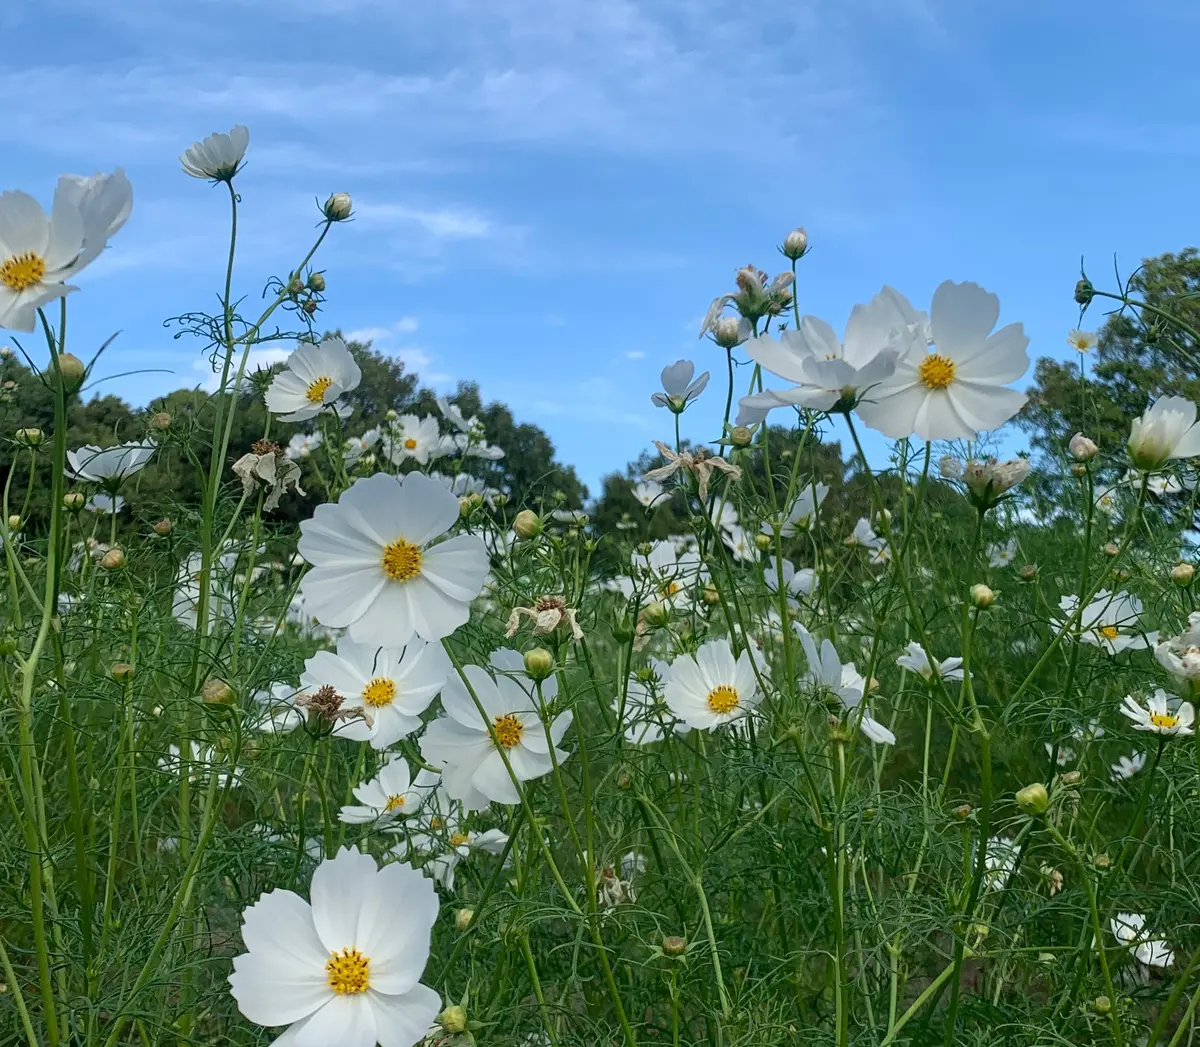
[343,319,451,387]
[624,349,645,360]
[354,203,494,240]
[343,317,419,345]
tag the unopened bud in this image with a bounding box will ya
[711,316,747,349]
[323,192,353,221]
[1171,563,1194,586]
[385,408,398,421]
[1016,782,1049,816]
[0,346,9,358]
[754,533,771,551]
[111,662,135,681]
[150,411,172,431]
[307,272,326,293]
[702,583,720,606]
[643,601,670,628]
[1059,770,1082,787]
[662,935,687,957]
[1103,542,1120,558]
[1074,277,1095,305]
[1070,463,1088,478]
[970,583,995,609]
[287,276,304,296]
[1018,564,1038,582]
[458,496,472,517]
[1093,995,1111,1015]
[951,804,973,821]
[100,548,125,570]
[523,647,554,680]
[1093,853,1111,870]
[729,425,753,447]
[202,677,235,706]
[153,518,173,537]
[439,1005,468,1035]
[781,227,808,260]
[454,908,474,932]
[513,509,541,539]
[6,514,19,532]
[63,492,84,511]
[302,299,318,316]
[14,427,43,447]
[617,770,633,789]
[1069,432,1098,462]
[56,353,86,392]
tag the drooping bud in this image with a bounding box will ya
[1172,563,1195,586]
[323,192,353,221]
[523,647,555,680]
[1068,432,1098,462]
[970,583,995,609]
[780,227,808,260]
[1016,782,1049,816]
[513,509,541,539]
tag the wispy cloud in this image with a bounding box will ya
[624,350,645,360]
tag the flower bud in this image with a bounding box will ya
[642,601,670,628]
[1070,463,1088,478]
[149,411,172,431]
[1172,563,1195,587]
[0,345,9,357]
[1069,432,1098,462]
[202,677,235,706]
[939,455,964,480]
[385,408,398,421]
[523,647,554,680]
[1018,564,1038,582]
[513,509,541,539]
[1093,995,1111,1015]
[454,908,474,932]
[287,276,304,296]
[781,227,808,260]
[1059,770,1082,787]
[307,272,326,293]
[617,770,633,789]
[458,496,472,517]
[1074,278,1095,305]
[702,583,720,606]
[729,425,753,447]
[100,548,125,570]
[14,427,43,447]
[969,583,995,609]
[711,316,747,349]
[302,299,318,316]
[111,662,135,681]
[662,935,687,957]
[1016,782,1049,816]
[1103,542,1120,558]
[153,518,173,537]
[754,533,771,551]
[439,1005,468,1035]
[951,803,973,821]
[56,353,86,393]
[6,514,19,532]
[1093,853,1111,870]
[323,192,353,221]
[63,492,84,511]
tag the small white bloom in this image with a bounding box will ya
[651,359,709,410]
[158,743,241,788]
[845,517,887,553]
[722,524,758,564]
[1128,395,1200,471]
[762,483,829,537]
[633,480,668,508]
[86,493,125,515]
[796,626,894,744]
[1120,689,1194,736]
[387,414,442,466]
[250,682,305,733]
[616,540,708,612]
[764,557,817,602]
[1155,613,1200,682]
[340,758,432,825]
[66,443,155,486]
[1059,590,1156,655]
[1111,752,1146,781]
[228,847,441,1046]
[613,660,690,745]
[664,638,760,731]
[265,336,362,423]
[1067,329,1097,354]
[987,539,1018,568]
[982,835,1017,891]
[285,431,323,461]
[1112,912,1174,969]
[180,125,250,182]
[896,641,964,682]
[344,428,381,467]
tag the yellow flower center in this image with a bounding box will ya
[404,437,418,450]
[917,354,956,390]
[325,946,370,994]
[1150,712,1179,729]
[0,251,46,292]
[362,677,396,708]
[384,794,407,812]
[493,713,524,748]
[429,816,444,831]
[1099,626,1120,641]
[305,376,334,403]
[706,685,740,715]
[660,580,682,599]
[449,831,470,848]
[381,538,422,581]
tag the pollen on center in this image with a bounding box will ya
[493,712,524,748]
[381,538,422,581]
[917,353,955,390]
[706,684,740,715]
[404,438,418,450]
[384,793,407,812]
[1150,712,1180,729]
[0,251,47,292]
[362,676,397,708]
[1099,625,1120,641]
[305,375,334,403]
[325,946,370,995]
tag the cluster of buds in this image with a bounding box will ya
[283,267,327,318]
[700,262,795,341]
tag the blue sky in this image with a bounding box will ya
[4,0,1199,495]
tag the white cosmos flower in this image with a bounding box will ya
[1111,752,1147,781]
[988,539,1017,568]
[1155,612,1200,682]
[896,641,964,682]
[723,525,758,564]
[764,557,817,602]
[845,517,887,552]
[228,847,441,1047]
[664,638,760,731]
[302,636,451,749]
[297,472,490,649]
[1127,395,1200,471]
[435,397,481,434]
[386,414,442,466]
[265,336,362,423]
[1058,590,1156,655]
[613,659,690,745]
[1044,742,1076,766]
[86,493,125,516]
[171,547,241,630]
[1120,689,1194,736]
[856,280,1029,441]
[419,652,572,810]
[180,125,250,182]
[414,827,510,891]
[709,500,739,533]
[616,540,708,612]
[1111,913,1175,969]
[250,682,305,733]
[633,480,668,508]
[0,173,131,331]
[158,744,241,788]
[763,483,829,537]
[741,288,919,414]
[285,431,323,460]
[66,442,156,486]
[651,359,709,410]
[344,428,381,466]
[389,770,460,855]
[339,758,433,825]
[796,625,894,744]
[982,836,1017,891]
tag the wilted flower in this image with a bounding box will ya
[505,595,584,641]
[939,455,963,479]
[1069,432,1099,461]
[642,441,741,503]
[962,457,1030,508]
[232,441,305,512]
